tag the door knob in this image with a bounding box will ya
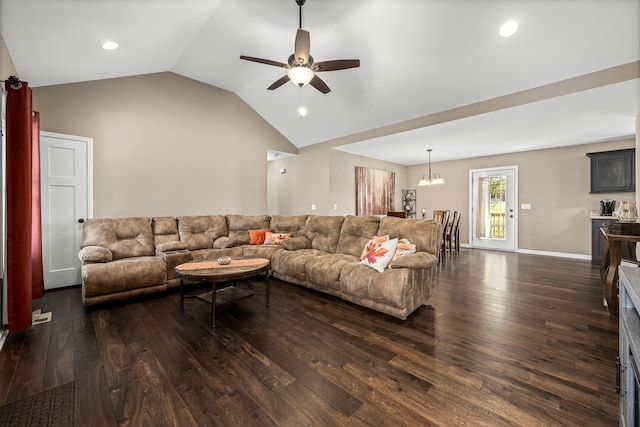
[78,218,85,223]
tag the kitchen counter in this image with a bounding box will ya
[589,213,617,220]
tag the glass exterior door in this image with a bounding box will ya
[470,167,517,251]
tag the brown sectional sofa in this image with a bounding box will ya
[78,214,440,320]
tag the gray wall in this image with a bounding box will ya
[268,137,635,257]
[33,72,297,218]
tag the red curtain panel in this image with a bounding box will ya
[31,111,44,300]
[4,79,44,331]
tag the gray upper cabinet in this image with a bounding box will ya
[586,149,635,193]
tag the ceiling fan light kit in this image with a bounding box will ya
[240,0,360,94]
[288,66,314,86]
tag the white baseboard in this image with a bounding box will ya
[460,243,590,260]
[0,329,7,353]
[516,248,591,260]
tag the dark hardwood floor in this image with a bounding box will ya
[0,249,619,426]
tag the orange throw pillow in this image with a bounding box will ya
[249,229,271,245]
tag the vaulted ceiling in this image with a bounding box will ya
[1,0,638,165]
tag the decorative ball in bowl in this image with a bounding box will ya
[217,256,232,265]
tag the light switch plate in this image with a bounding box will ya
[521,203,531,209]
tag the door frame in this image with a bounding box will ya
[40,131,93,288]
[468,165,518,252]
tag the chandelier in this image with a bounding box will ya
[418,149,444,186]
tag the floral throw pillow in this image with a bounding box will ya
[361,237,398,272]
[263,231,292,245]
[360,235,389,259]
[392,238,416,261]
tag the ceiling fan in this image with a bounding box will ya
[239,0,360,94]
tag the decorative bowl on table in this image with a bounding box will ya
[217,256,232,265]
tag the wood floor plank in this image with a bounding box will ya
[0,332,25,403]
[3,322,50,400]
[43,329,74,389]
[0,249,620,425]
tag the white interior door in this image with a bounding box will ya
[40,132,92,289]
[470,166,518,251]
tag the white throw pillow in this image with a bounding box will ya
[360,235,389,259]
[392,238,416,261]
[361,237,398,272]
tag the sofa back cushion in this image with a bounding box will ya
[378,217,440,255]
[177,215,228,250]
[81,217,154,260]
[270,215,309,236]
[226,215,271,245]
[336,215,381,257]
[301,215,345,253]
[151,216,180,246]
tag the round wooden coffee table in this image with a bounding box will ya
[175,258,270,328]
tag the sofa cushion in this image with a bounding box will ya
[270,215,309,236]
[378,217,440,255]
[302,215,345,253]
[189,247,243,262]
[151,216,180,246]
[227,215,271,244]
[336,215,381,257]
[271,248,328,284]
[305,253,357,294]
[241,244,283,259]
[81,217,154,260]
[82,256,166,298]
[177,215,228,250]
[340,262,422,317]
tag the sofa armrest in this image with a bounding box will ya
[161,250,192,270]
[282,236,312,251]
[78,246,113,263]
[388,252,437,269]
[156,241,188,253]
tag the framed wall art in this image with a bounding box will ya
[355,167,395,215]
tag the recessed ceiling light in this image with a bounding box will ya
[101,41,119,50]
[499,20,519,38]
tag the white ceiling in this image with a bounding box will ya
[1,0,639,165]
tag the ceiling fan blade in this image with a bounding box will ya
[240,55,289,69]
[294,29,310,65]
[314,59,360,72]
[309,75,331,94]
[267,75,291,90]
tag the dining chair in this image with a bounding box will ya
[446,211,461,254]
[432,210,450,261]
